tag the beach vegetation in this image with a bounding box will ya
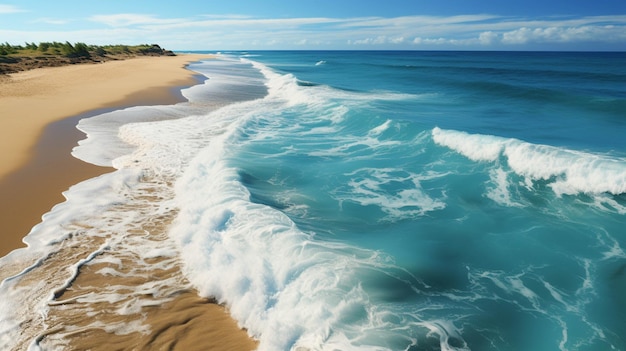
[38,42,50,52]
[92,46,107,57]
[1,41,177,74]
[0,42,19,55]
[0,42,174,58]
[100,44,132,55]
[61,41,91,58]
[24,42,38,50]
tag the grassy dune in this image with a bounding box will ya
[0,42,176,74]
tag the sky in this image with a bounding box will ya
[1,0,625,51]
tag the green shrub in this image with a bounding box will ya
[38,42,50,52]
[61,41,90,58]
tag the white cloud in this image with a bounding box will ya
[412,37,448,45]
[500,25,626,45]
[0,4,24,14]
[479,31,498,45]
[341,14,626,49]
[88,13,342,31]
[502,27,534,44]
[89,13,183,27]
[31,18,70,25]
[153,16,341,31]
[351,36,407,45]
[351,36,387,45]
[3,11,625,50]
[338,14,497,29]
[199,14,254,20]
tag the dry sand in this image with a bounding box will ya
[0,55,208,181]
[0,55,206,256]
[0,55,259,350]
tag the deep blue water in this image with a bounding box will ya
[164,51,626,350]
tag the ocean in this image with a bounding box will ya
[1,51,625,350]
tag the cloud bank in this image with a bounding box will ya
[3,12,626,50]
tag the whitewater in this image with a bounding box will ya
[1,51,625,351]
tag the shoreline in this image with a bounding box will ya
[0,54,208,256]
[0,55,210,182]
[0,54,259,350]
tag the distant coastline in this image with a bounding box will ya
[0,42,176,75]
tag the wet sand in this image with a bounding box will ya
[0,55,259,350]
[0,55,205,256]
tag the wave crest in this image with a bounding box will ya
[432,127,626,196]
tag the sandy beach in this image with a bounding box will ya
[0,55,258,350]
[0,55,206,256]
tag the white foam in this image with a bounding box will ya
[163,60,465,350]
[368,120,392,137]
[486,168,524,207]
[246,58,427,109]
[1,56,478,351]
[432,127,504,162]
[0,184,139,349]
[246,58,321,107]
[73,57,265,169]
[73,105,194,167]
[432,127,626,196]
[0,57,267,348]
[334,167,447,221]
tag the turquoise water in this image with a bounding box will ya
[2,51,624,350]
[184,51,625,350]
[180,51,626,350]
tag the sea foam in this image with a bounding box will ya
[432,127,626,196]
[164,58,464,351]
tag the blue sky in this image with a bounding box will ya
[1,0,625,51]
